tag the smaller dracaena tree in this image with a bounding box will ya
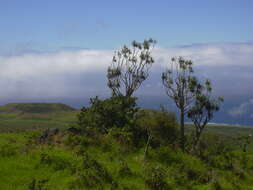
[162,57,202,152]
[187,80,223,151]
[107,38,156,97]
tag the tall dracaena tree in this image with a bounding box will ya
[107,38,156,97]
[188,80,224,152]
[162,57,202,152]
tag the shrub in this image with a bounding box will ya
[211,177,238,190]
[77,96,138,135]
[70,153,112,189]
[144,165,170,190]
[28,178,49,190]
[99,135,113,152]
[239,152,253,169]
[137,107,178,147]
[118,160,132,177]
[64,134,90,148]
[38,152,72,171]
[0,144,19,157]
[178,153,209,183]
[152,146,179,165]
[25,131,41,145]
[194,133,229,163]
[107,127,136,153]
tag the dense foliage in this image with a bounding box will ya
[77,96,138,134]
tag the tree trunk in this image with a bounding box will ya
[193,131,201,153]
[144,133,152,159]
[180,109,185,152]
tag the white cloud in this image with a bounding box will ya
[0,50,113,79]
[153,43,253,68]
[0,42,253,100]
[228,99,253,117]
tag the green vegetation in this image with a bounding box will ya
[0,103,75,113]
[107,38,156,97]
[0,99,252,189]
[0,39,253,189]
[0,103,77,132]
[162,57,223,152]
[0,120,253,189]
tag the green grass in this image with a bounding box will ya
[0,111,78,132]
[0,103,76,113]
[0,103,253,189]
[0,103,78,132]
[0,131,253,190]
[186,123,253,137]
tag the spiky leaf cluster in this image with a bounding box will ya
[107,38,156,97]
[162,57,202,112]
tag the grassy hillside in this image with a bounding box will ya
[0,103,76,113]
[0,103,78,132]
[186,124,253,137]
[0,103,253,189]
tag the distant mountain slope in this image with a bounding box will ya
[0,103,76,113]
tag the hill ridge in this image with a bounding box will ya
[0,102,76,113]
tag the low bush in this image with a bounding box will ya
[38,152,72,171]
[0,144,19,157]
[178,153,209,183]
[137,108,179,148]
[28,178,49,190]
[118,160,132,177]
[152,146,179,164]
[77,96,138,134]
[144,164,170,190]
[107,127,135,153]
[70,153,112,189]
[64,134,90,148]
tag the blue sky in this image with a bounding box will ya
[1,0,253,51]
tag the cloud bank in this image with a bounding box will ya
[228,99,253,117]
[0,42,253,101]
